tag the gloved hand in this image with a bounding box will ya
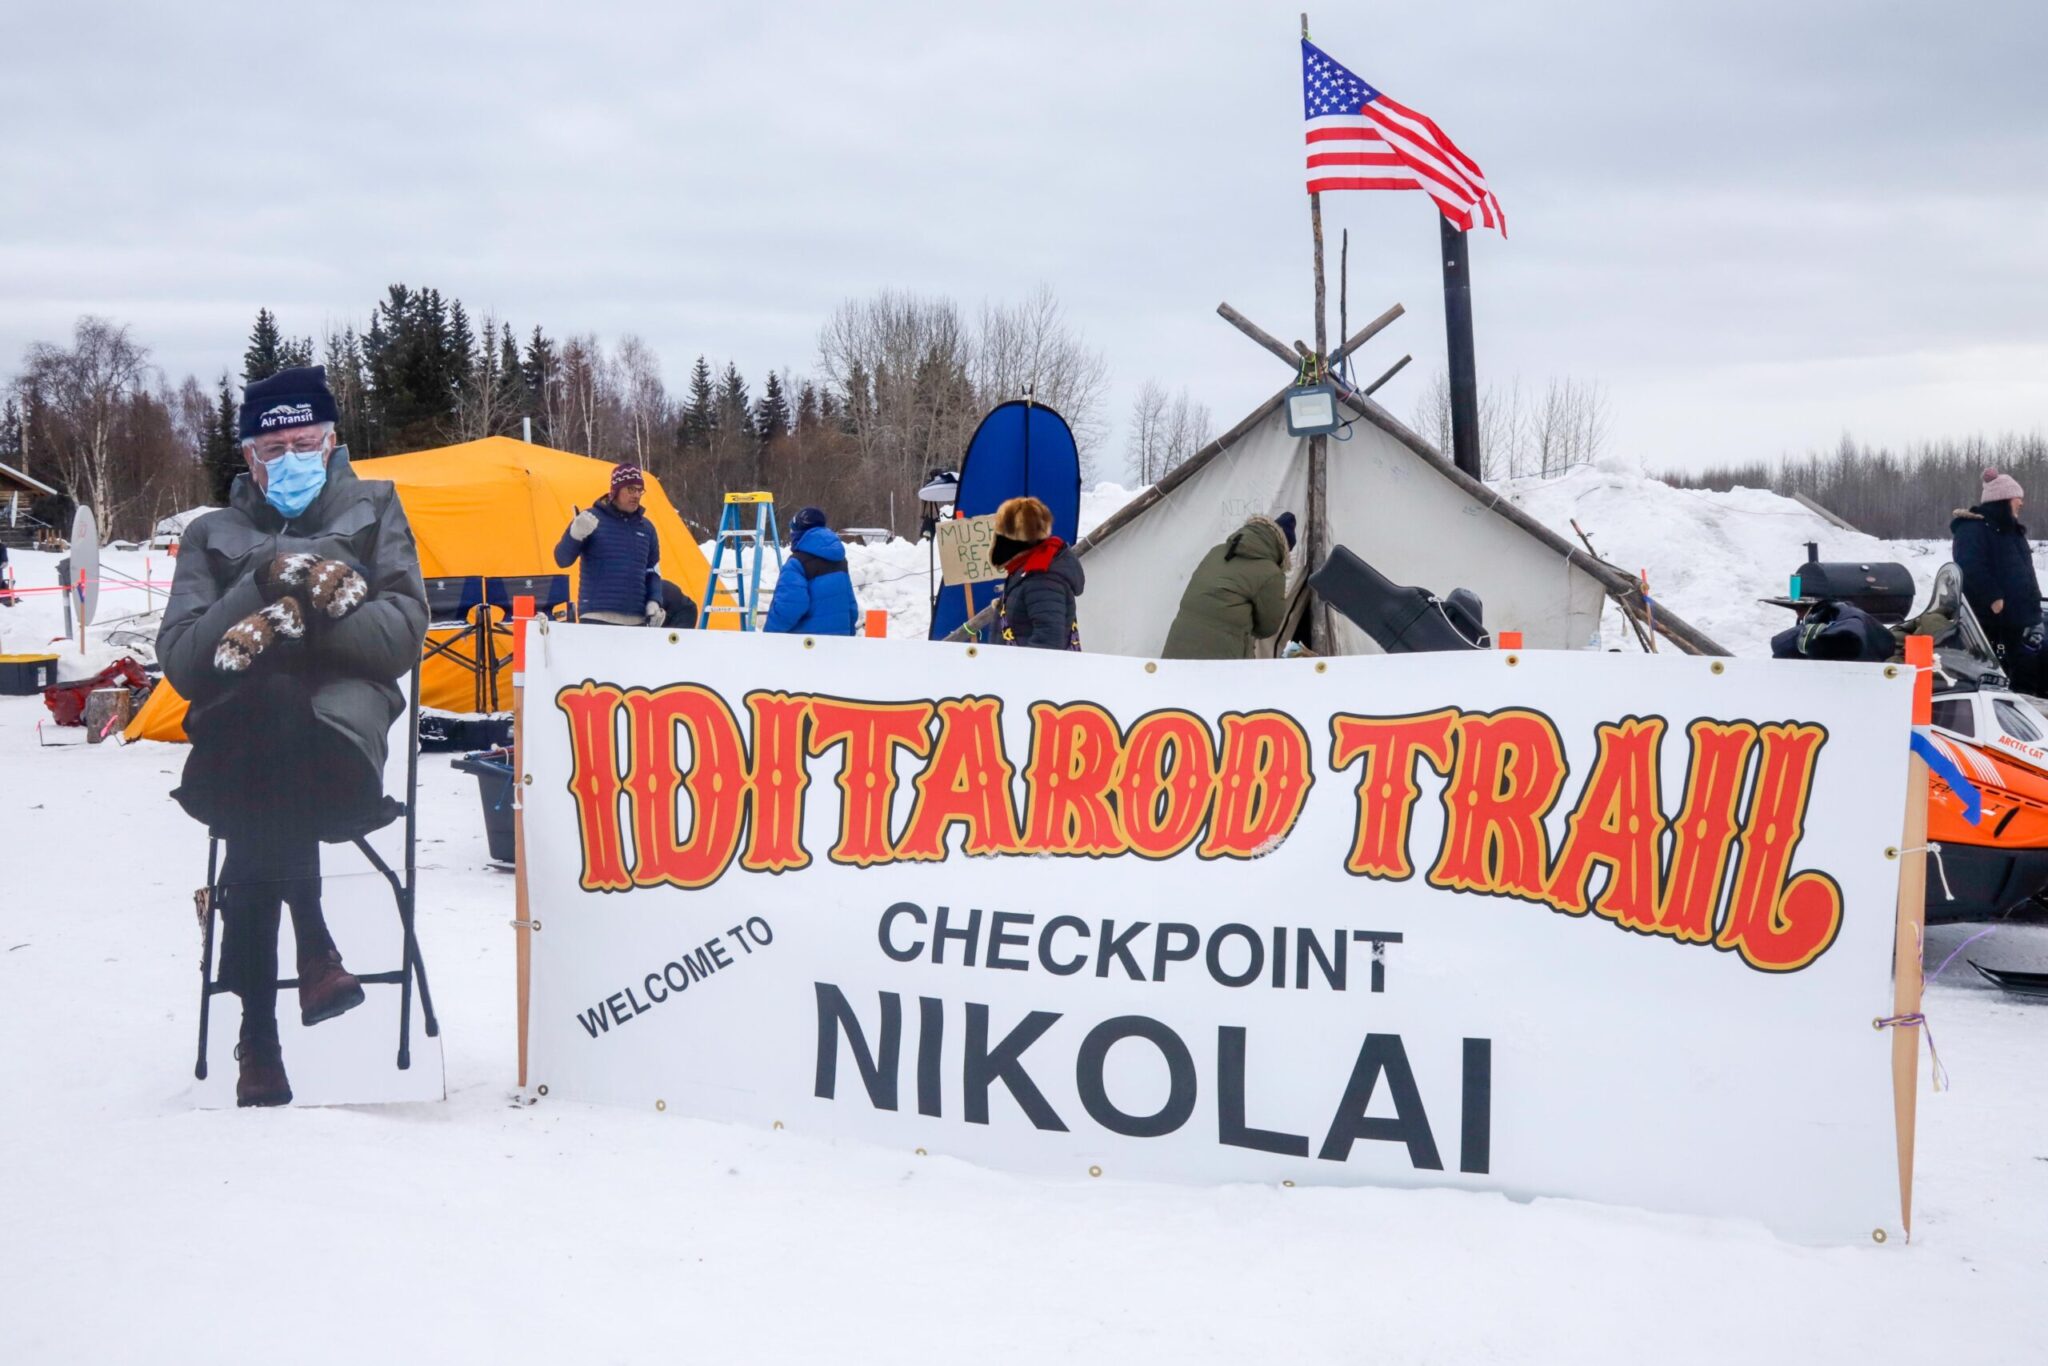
[644,599,665,628]
[305,559,369,619]
[2024,624,2043,652]
[257,552,323,602]
[570,507,599,541]
[215,598,305,672]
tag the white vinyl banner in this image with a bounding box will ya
[522,625,1915,1242]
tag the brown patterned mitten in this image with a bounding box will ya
[257,552,323,603]
[214,598,306,672]
[306,559,369,619]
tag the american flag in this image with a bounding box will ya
[1302,39,1505,234]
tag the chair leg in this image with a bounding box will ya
[195,840,222,1081]
[354,836,435,1068]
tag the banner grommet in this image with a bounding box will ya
[1711,661,1727,675]
[1145,662,1158,674]
[1872,1228,1888,1244]
[915,1147,927,1156]
[655,1099,667,1112]
[536,1084,548,1097]
[773,1120,784,1130]
[1088,1165,1103,1178]
[1506,654,1520,667]
[1315,661,1327,673]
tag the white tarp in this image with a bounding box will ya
[1074,402,1609,657]
[522,625,1913,1241]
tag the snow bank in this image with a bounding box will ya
[1,545,170,681]
[1502,467,1960,655]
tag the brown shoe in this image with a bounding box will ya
[298,948,367,1027]
[235,1029,292,1108]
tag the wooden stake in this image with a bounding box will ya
[1891,634,1932,1239]
[512,595,534,1089]
[1364,354,1411,395]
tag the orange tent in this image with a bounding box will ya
[127,437,724,741]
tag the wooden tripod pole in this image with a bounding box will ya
[1303,12,1332,653]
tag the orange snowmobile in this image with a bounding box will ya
[1904,563,2048,926]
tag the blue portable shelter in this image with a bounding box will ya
[928,400,1081,641]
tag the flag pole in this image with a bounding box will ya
[1302,11,1332,653]
[1441,214,1483,478]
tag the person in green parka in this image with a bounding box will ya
[1161,512,1295,660]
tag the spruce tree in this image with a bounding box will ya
[680,355,716,451]
[522,327,558,442]
[754,371,790,442]
[243,309,286,381]
[0,397,21,467]
[717,363,753,438]
[446,299,476,409]
[205,374,242,504]
[496,324,529,430]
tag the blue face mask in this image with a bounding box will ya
[263,448,329,519]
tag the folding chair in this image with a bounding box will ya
[193,659,439,1077]
[484,574,573,671]
[418,575,496,714]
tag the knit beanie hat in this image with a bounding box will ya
[1275,511,1298,550]
[789,506,828,538]
[238,366,338,441]
[611,463,645,492]
[1983,468,2024,503]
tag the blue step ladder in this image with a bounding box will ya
[699,492,783,631]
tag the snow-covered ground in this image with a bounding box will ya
[4,486,2047,1363]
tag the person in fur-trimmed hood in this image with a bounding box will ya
[1953,468,2043,692]
[1161,512,1294,660]
[991,496,1084,650]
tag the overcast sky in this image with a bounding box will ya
[4,0,2043,478]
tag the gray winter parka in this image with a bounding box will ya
[158,451,427,839]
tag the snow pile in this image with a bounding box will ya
[1502,467,1960,655]
[1,545,170,681]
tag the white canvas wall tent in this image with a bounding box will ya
[1073,384,1727,659]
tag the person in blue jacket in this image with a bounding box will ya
[556,462,663,626]
[764,506,859,636]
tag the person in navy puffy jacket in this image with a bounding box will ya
[556,463,663,626]
[764,506,860,636]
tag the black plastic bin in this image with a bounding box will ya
[452,747,516,864]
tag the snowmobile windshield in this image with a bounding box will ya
[1994,696,2048,745]
[1922,563,2004,672]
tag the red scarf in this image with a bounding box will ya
[1005,536,1066,575]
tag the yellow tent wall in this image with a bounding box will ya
[126,436,727,741]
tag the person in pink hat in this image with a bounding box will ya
[1952,467,2042,693]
